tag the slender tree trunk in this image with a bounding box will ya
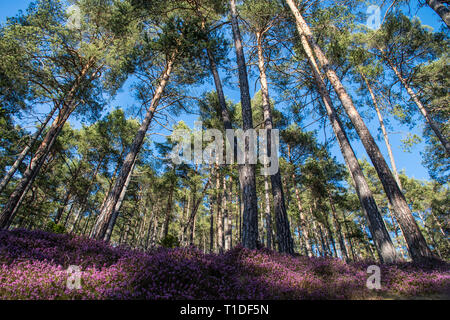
[227,175,233,250]
[150,211,159,248]
[294,22,397,263]
[418,211,443,259]
[55,162,83,224]
[430,211,448,242]
[70,159,102,234]
[263,175,272,250]
[388,206,407,259]
[292,171,312,257]
[0,103,58,195]
[104,158,136,242]
[0,102,74,228]
[209,193,215,253]
[223,176,231,251]
[2,136,51,228]
[215,165,224,253]
[162,182,175,239]
[188,178,211,245]
[55,190,72,224]
[82,212,94,237]
[92,55,175,240]
[235,173,241,244]
[238,175,243,243]
[286,0,433,263]
[328,193,349,260]
[0,61,95,228]
[384,57,450,154]
[230,0,259,250]
[70,207,83,234]
[342,213,356,260]
[361,73,403,190]
[63,202,75,228]
[256,32,294,254]
[426,0,450,28]
[144,204,155,250]
[324,218,337,257]
[180,191,190,245]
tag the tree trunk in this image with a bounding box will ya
[385,57,450,154]
[230,0,259,250]
[227,175,233,250]
[426,0,450,28]
[0,103,58,195]
[286,0,433,263]
[92,55,175,240]
[0,60,95,228]
[328,192,349,260]
[55,162,84,224]
[342,213,356,260]
[104,158,136,242]
[263,175,272,250]
[2,135,53,228]
[189,178,211,245]
[223,176,231,251]
[163,182,175,240]
[180,191,189,245]
[144,204,155,250]
[209,193,215,253]
[430,211,448,242]
[293,21,397,263]
[292,171,312,257]
[0,102,75,228]
[215,165,223,253]
[235,173,241,244]
[70,159,102,234]
[256,32,294,254]
[361,73,403,190]
[55,190,72,224]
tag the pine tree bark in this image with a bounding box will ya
[0,61,95,229]
[426,0,450,28]
[286,0,434,263]
[92,54,175,240]
[223,176,230,251]
[294,22,397,263]
[205,33,248,251]
[361,73,403,189]
[104,158,136,242]
[328,192,349,260]
[263,175,272,250]
[383,56,450,154]
[215,165,224,253]
[187,178,211,245]
[0,103,58,195]
[55,163,84,224]
[162,181,175,240]
[209,193,215,253]
[230,0,259,250]
[292,170,313,257]
[227,175,233,250]
[257,32,294,254]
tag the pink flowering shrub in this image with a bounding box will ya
[0,229,449,300]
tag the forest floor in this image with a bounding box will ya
[0,229,449,300]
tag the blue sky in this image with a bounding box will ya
[1,0,445,182]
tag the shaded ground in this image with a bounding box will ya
[0,229,449,300]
